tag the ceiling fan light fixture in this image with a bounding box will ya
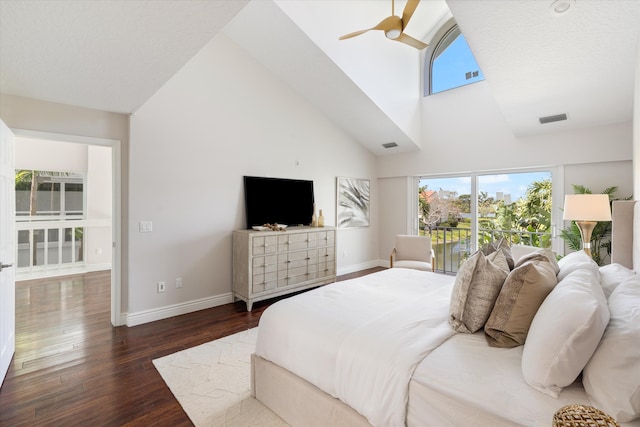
[550,0,575,15]
[385,28,402,40]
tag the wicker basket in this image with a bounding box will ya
[552,404,619,427]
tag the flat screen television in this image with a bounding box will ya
[243,176,315,229]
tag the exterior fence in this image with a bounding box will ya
[427,226,550,274]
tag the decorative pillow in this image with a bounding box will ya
[557,250,600,282]
[521,269,609,398]
[480,238,515,270]
[485,255,558,348]
[449,250,509,333]
[598,263,636,298]
[511,245,557,271]
[583,274,640,422]
[515,249,560,275]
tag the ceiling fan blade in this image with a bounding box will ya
[339,16,401,41]
[339,29,373,40]
[401,0,421,29]
[394,32,428,50]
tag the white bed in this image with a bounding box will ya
[251,200,640,427]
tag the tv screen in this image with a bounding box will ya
[243,176,315,229]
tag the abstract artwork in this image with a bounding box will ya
[336,177,370,228]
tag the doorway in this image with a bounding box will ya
[12,129,122,326]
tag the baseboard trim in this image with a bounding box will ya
[125,293,234,327]
[337,260,385,276]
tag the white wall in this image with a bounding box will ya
[86,145,112,267]
[564,161,634,200]
[129,33,378,319]
[378,176,414,267]
[15,137,87,171]
[274,0,424,147]
[376,79,634,260]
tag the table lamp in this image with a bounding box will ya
[562,194,612,257]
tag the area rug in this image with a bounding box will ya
[152,328,289,426]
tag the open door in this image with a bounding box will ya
[0,119,16,385]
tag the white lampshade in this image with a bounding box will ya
[563,194,612,221]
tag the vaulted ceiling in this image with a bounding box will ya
[1,0,639,155]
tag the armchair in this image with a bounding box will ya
[390,235,435,272]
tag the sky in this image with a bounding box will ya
[432,33,484,94]
[420,171,552,203]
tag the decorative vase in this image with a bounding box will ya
[318,209,325,227]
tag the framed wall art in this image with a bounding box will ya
[336,177,370,228]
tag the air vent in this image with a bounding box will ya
[539,113,567,124]
[382,142,398,149]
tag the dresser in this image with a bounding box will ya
[232,226,336,310]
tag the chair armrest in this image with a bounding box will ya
[390,247,397,268]
[431,249,435,272]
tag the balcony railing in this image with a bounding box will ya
[426,226,550,274]
[15,217,110,278]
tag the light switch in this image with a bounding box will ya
[139,221,153,232]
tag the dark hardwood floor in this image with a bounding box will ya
[0,267,384,426]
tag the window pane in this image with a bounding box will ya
[65,183,83,215]
[48,228,60,265]
[432,31,484,94]
[36,182,60,216]
[419,177,472,273]
[15,170,85,218]
[33,229,45,266]
[17,230,30,267]
[477,172,552,247]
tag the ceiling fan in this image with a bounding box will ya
[339,0,428,50]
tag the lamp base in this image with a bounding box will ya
[575,220,597,258]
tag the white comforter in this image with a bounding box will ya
[255,268,456,427]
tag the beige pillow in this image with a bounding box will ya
[480,238,514,270]
[515,250,559,275]
[485,256,558,348]
[449,250,509,333]
[511,244,557,271]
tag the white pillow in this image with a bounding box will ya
[557,250,600,282]
[522,269,609,398]
[598,263,636,298]
[583,274,640,422]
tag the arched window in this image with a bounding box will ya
[425,19,484,95]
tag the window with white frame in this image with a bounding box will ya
[15,170,85,218]
[424,19,484,95]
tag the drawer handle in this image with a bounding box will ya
[287,260,291,263]
[305,257,311,260]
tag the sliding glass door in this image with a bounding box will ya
[419,170,552,273]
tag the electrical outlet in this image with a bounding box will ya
[157,281,165,293]
[175,277,183,288]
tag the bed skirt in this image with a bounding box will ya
[251,354,372,427]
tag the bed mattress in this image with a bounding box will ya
[255,267,456,427]
[409,332,590,426]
